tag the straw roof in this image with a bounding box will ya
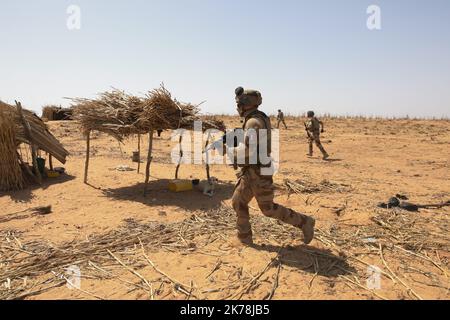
[42,105,73,121]
[71,86,225,141]
[0,101,69,164]
[0,109,24,191]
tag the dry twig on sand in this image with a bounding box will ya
[284,178,352,195]
[1,204,448,300]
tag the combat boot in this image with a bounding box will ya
[232,235,254,247]
[301,216,315,244]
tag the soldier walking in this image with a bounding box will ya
[277,109,288,129]
[210,87,315,246]
[305,111,329,160]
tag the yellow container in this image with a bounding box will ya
[47,171,60,178]
[168,180,193,192]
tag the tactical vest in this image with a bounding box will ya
[241,110,272,168]
[306,117,320,133]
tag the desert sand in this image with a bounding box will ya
[1,116,449,300]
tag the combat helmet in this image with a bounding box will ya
[235,87,262,107]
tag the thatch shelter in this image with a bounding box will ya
[0,101,69,191]
[70,86,225,194]
[42,105,73,121]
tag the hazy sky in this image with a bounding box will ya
[1,0,449,117]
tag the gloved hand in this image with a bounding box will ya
[206,139,225,152]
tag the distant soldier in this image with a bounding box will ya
[209,87,315,246]
[305,111,329,160]
[277,109,288,129]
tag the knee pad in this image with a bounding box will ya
[232,197,248,212]
[260,202,276,216]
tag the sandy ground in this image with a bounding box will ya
[1,116,449,300]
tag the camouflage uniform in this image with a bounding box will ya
[277,110,287,129]
[229,89,315,244]
[305,116,328,159]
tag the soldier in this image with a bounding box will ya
[305,111,329,160]
[277,109,288,129]
[212,87,315,246]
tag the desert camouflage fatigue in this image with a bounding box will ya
[230,109,308,240]
[277,111,287,129]
[308,132,328,157]
[306,117,328,157]
[232,167,308,240]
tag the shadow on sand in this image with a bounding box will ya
[250,243,356,277]
[324,158,344,163]
[101,179,236,212]
[0,174,76,203]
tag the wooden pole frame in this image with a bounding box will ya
[49,153,54,171]
[174,134,183,179]
[204,132,211,182]
[137,133,141,174]
[15,101,42,185]
[84,130,91,184]
[143,130,154,196]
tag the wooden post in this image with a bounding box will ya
[143,130,154,196]
[174,134,183,179]
[137,133,141,174]
[84,130,91,184]
[49,154,54,171]
[204,133,211,182]
[15,101,42,185]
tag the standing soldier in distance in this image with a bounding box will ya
[210,87,315,246]
[277,109,288,129]
[305,111,329,160]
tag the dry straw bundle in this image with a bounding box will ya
[284,178,352,194]
[139,86,225,131]
[0,110,23,191]
[139,86,199,130]
[72,85,225,140]
[42,105,73,121]
[41,105,59,121]
[0,101,69,164]
[71,85,225,186]
[1,202,448,300]
[0,206,347,300]
[0,101,69,191]
[72,89,145,141]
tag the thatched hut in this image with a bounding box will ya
[42,105,73,121]
[0,101,69,191]
[70,86,225,194]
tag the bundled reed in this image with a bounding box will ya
[72,85,226,140]
[141,87,225,131]
[0,110,23,191]
[0,101,69,164]
[200,115,226,132]
[71,86,225,186]
[139,86,199,130]
[71,90,145,141]
[42,105,73,121]
[41,105,59,121]
[1,201,448,300]
[284,178,352,194]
